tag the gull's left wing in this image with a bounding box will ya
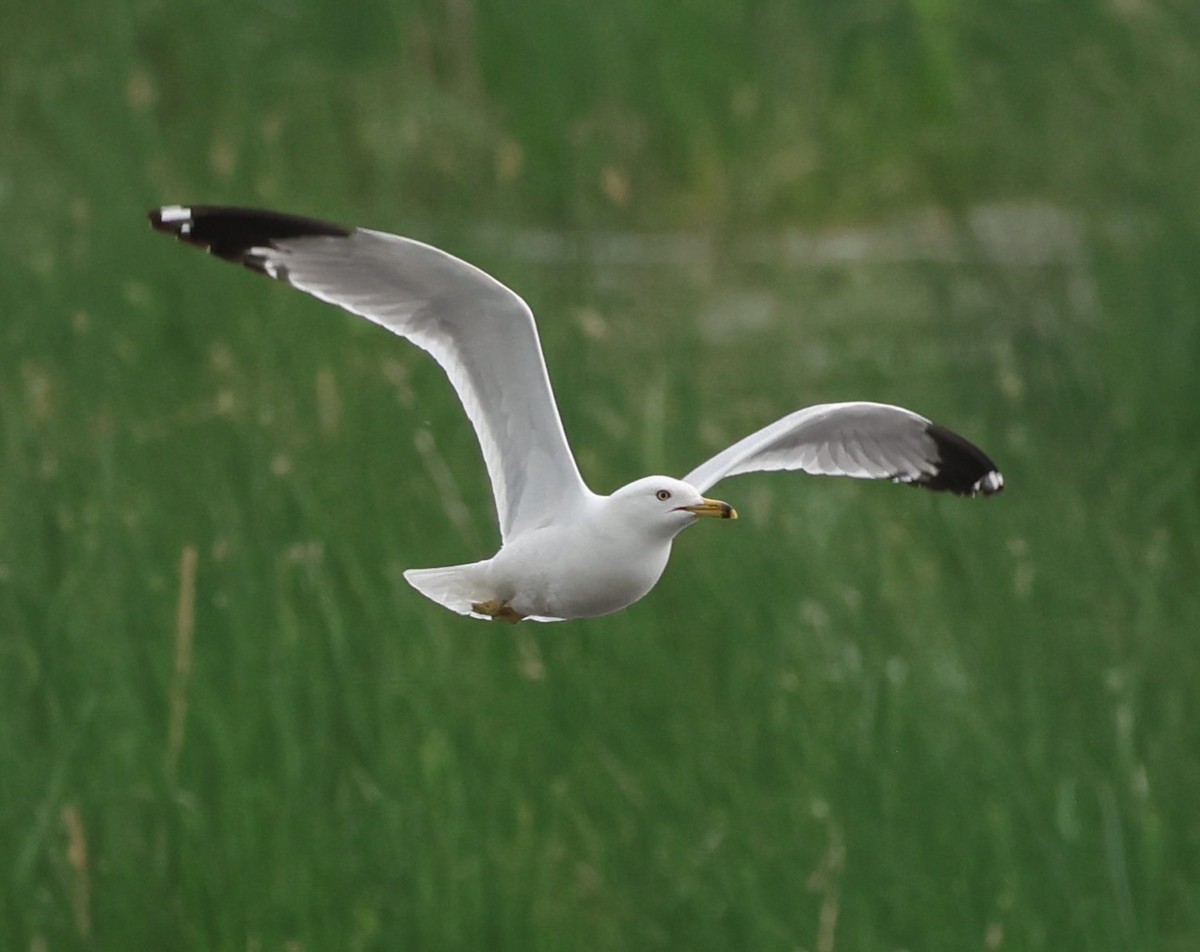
[683,401,1003,497]
[148,205,593,544]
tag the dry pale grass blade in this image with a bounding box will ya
[60,804,91,940]
[165,545,198,782]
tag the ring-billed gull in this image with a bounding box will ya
[149,206,1003,623]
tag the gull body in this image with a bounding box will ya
[149,205,1003,623]
[413,477,727,621]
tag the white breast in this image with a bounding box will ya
[487,522,673,620]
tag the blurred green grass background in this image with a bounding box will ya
[3,0,1199,949]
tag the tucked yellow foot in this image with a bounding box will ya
[471,599,526,624]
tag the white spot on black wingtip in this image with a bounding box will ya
[158,204,192,224]
[973,470,1004,496]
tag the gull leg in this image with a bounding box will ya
[471,599,526,624]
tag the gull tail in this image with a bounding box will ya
[403,560,492,618]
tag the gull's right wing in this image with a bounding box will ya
[683,401,1003,497]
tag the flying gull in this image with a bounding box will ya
[149,205,1003,623]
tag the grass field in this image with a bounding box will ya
[3,1,1199,949]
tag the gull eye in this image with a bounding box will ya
[655,489,672,501]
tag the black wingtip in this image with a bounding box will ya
[919,424,1004,497]
[148,205,351,270]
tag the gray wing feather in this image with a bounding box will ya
[257,230,592,541]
